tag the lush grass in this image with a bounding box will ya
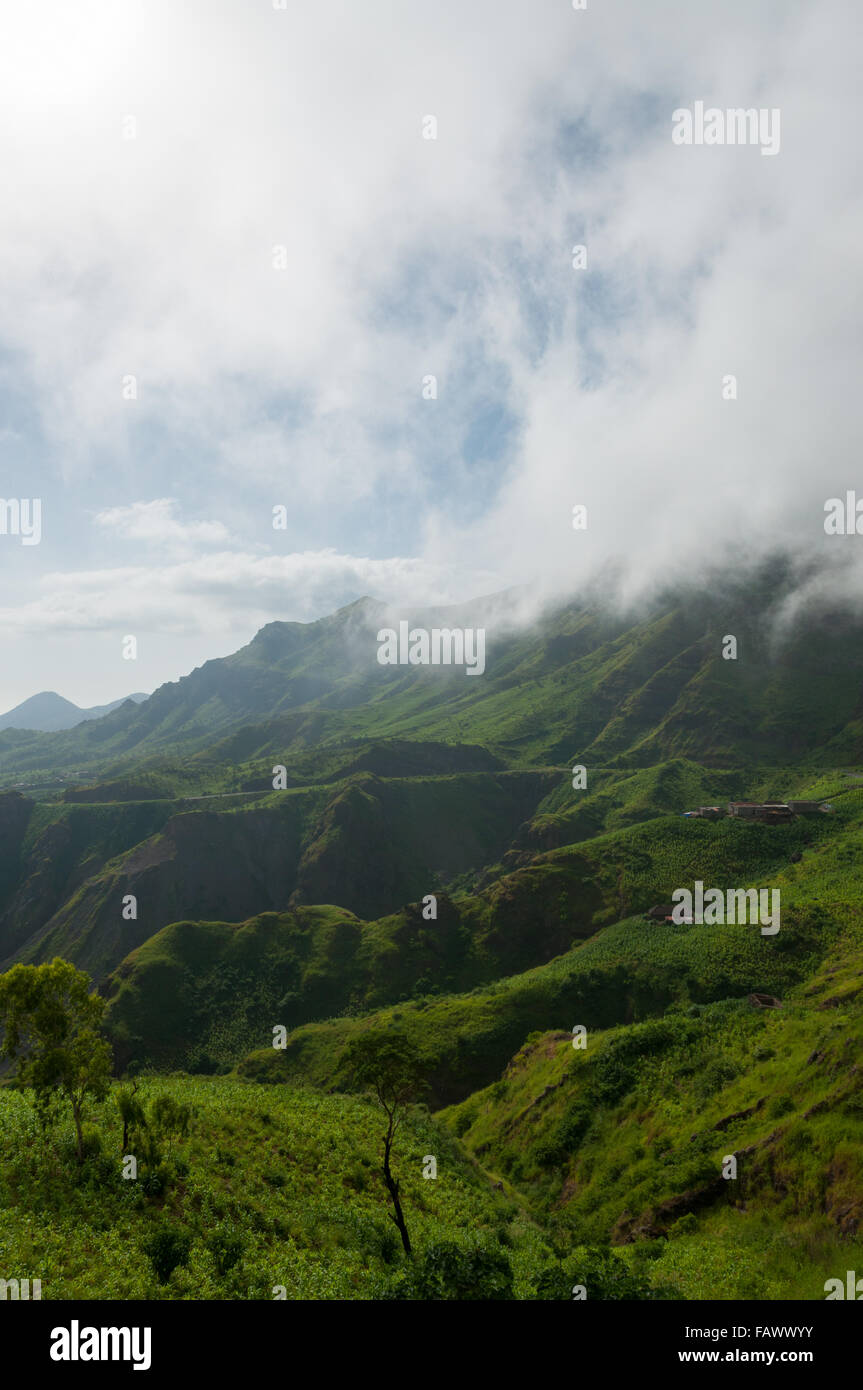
[0,1075,555,1299]
[236,796,861,1106]
[439,929,863,1299]
[2,567,863,1302]
[104,780,860,1076]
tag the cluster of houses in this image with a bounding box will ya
[682,799,829,825]
[641,796,832,928]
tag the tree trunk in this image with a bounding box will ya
[383,1129,412,1257]
[123,1078,137,1151]
[72,1099,84,1163]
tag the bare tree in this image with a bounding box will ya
[340,1032,426,1256]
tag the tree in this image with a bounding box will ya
[143,1223,192,1285]
[117,1084,193,1194]
[0,958,112,1162]
[385,1241,514,1300]
[117,1076,145,1151]
[527,1246,666,1300]
[339,1031,426,1257]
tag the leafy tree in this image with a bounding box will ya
[149,1092,191,1138]
[206,1227,245,1277]
[528,1246,664,1300]
[339,1031,426,1256]
[116,1078,146,1151]
[0,958,112,1162]
[143,1223,192,1285]
[386,1241,514,1300]
[118,1086,193,1195]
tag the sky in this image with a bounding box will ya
[0,0,861,709]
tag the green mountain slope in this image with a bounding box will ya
[0,1075,549,1299]
[2,562,863,786]
[3,565,863,1303]
[439,928,863,1299]
[98,776,856,1076]
[234,783,863,1104]
[0,767,557,980]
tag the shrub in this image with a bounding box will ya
[140,1165,169,1197]
[555,1101,592,1151]
[376,1229,400,1265]
[343,1163,367,1192]
[149,1094,191,1138]
[532,1136,566,1169]
[207,1228,245,1277]
[694,1058,740,1100]
[452,1108,473,1138]
[669,1212,698,1239]
[528,1247,660,1300]
[767,1095,795,1119]
[143,1224,192,1284]
[79,1123,104,1160]
[385,1241,514,1300]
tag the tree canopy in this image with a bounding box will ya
[0,958,112,1161]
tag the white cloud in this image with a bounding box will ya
[0,548,502,635]
[93,499,229,550]
[0,0,860,704]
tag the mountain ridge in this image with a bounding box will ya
[0,689,148,733]
[1,563,863,782]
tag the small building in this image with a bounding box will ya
[748,992,782,1009]
[786,800,823,814]
[728,801,793,823]
[644,902,677,921]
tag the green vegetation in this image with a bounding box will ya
[1,575,862,1299]
[0,1075,554,1299]
[440,927,863,1299]
[0,959,112,1162]
[104,784,853,1075]
[339,1031,428,1255]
